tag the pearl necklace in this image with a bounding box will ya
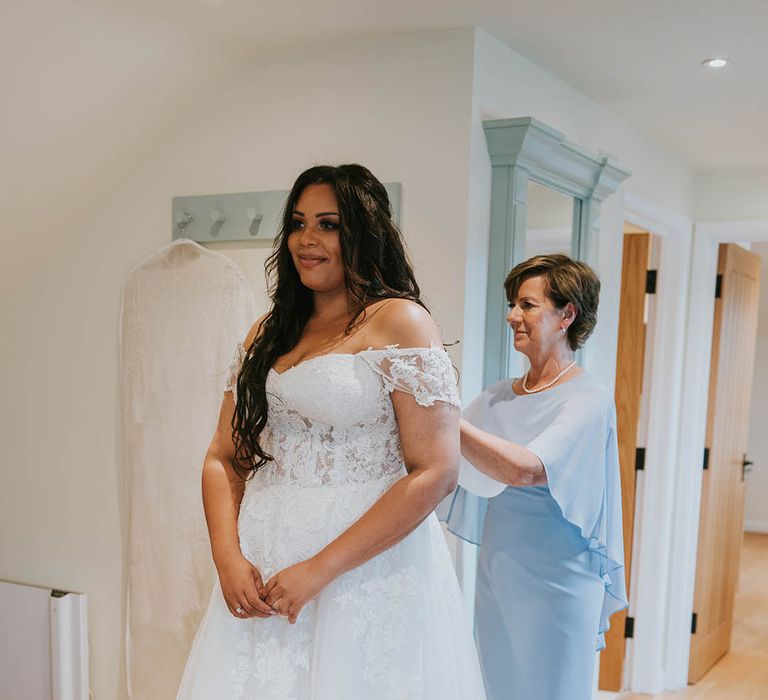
[522,361,577,394]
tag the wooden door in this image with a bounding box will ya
[689,243,762,682]
[599,231,656,690]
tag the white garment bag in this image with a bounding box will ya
[120,239,255,699]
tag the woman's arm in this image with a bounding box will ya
[262,300,458,623]
[460,418,546,487]
[203,318,274,619]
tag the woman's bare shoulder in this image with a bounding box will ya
[363,298,442,349]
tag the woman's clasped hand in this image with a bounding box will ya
[219,554,335,624]
[215,552,275,619]
[261,557,335,624]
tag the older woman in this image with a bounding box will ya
[444,254,627,700]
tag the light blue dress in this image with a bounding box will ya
[441,372,627,700]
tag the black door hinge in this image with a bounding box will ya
[742,454,754,482]
[635,447,646,471]
[691,612,698,634]
[646,269,658,294]
[703,448,710,471]
[625,616,635,639]
[715,274,723,299]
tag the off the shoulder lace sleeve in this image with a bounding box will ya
[225,343,245,396]
[361,345,460,408]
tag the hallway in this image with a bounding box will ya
[622,533,768,699]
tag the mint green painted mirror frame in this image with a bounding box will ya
[482,117,631,387]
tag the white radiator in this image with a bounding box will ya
[0,580,89,700]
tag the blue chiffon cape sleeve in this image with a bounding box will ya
[525,385,628,649]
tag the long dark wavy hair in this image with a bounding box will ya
[231,164,426,477]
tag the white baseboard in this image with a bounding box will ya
[744,520,768,534]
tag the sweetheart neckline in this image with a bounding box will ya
[268,344,444,379]
[269,349,372,378]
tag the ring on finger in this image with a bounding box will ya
[235,606,244,615]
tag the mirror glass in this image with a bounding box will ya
[525,180,578,258]
[507,180,581,378]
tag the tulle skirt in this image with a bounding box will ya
[177,477,486,699]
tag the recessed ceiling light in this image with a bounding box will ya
[702,58,729,69]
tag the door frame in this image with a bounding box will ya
[665,219,768,689]
[617,195,692,694]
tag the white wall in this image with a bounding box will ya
[694,170,768,222]
[745,242,768,532]
[0,29,476,700]
[0,0,238,297]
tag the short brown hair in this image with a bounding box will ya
[504,254,600,351]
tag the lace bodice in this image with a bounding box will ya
[225,345,459,490]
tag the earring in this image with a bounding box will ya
[561,326,567,333]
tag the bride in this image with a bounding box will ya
[176,164,486,699]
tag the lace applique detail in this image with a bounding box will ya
[230,610,314,699]
[334,561,422,697]
[231,476,402,698]
[330,517,465,698]
[361,345,460,408]
[225,343,245,396]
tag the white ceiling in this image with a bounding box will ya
[3,0,767,174]
[86,0,768,171]
[487,0,768,171]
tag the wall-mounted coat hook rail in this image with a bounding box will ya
[172,184,402,243]
[172,190,286,243]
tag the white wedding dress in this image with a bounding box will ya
[177,345,486,700]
